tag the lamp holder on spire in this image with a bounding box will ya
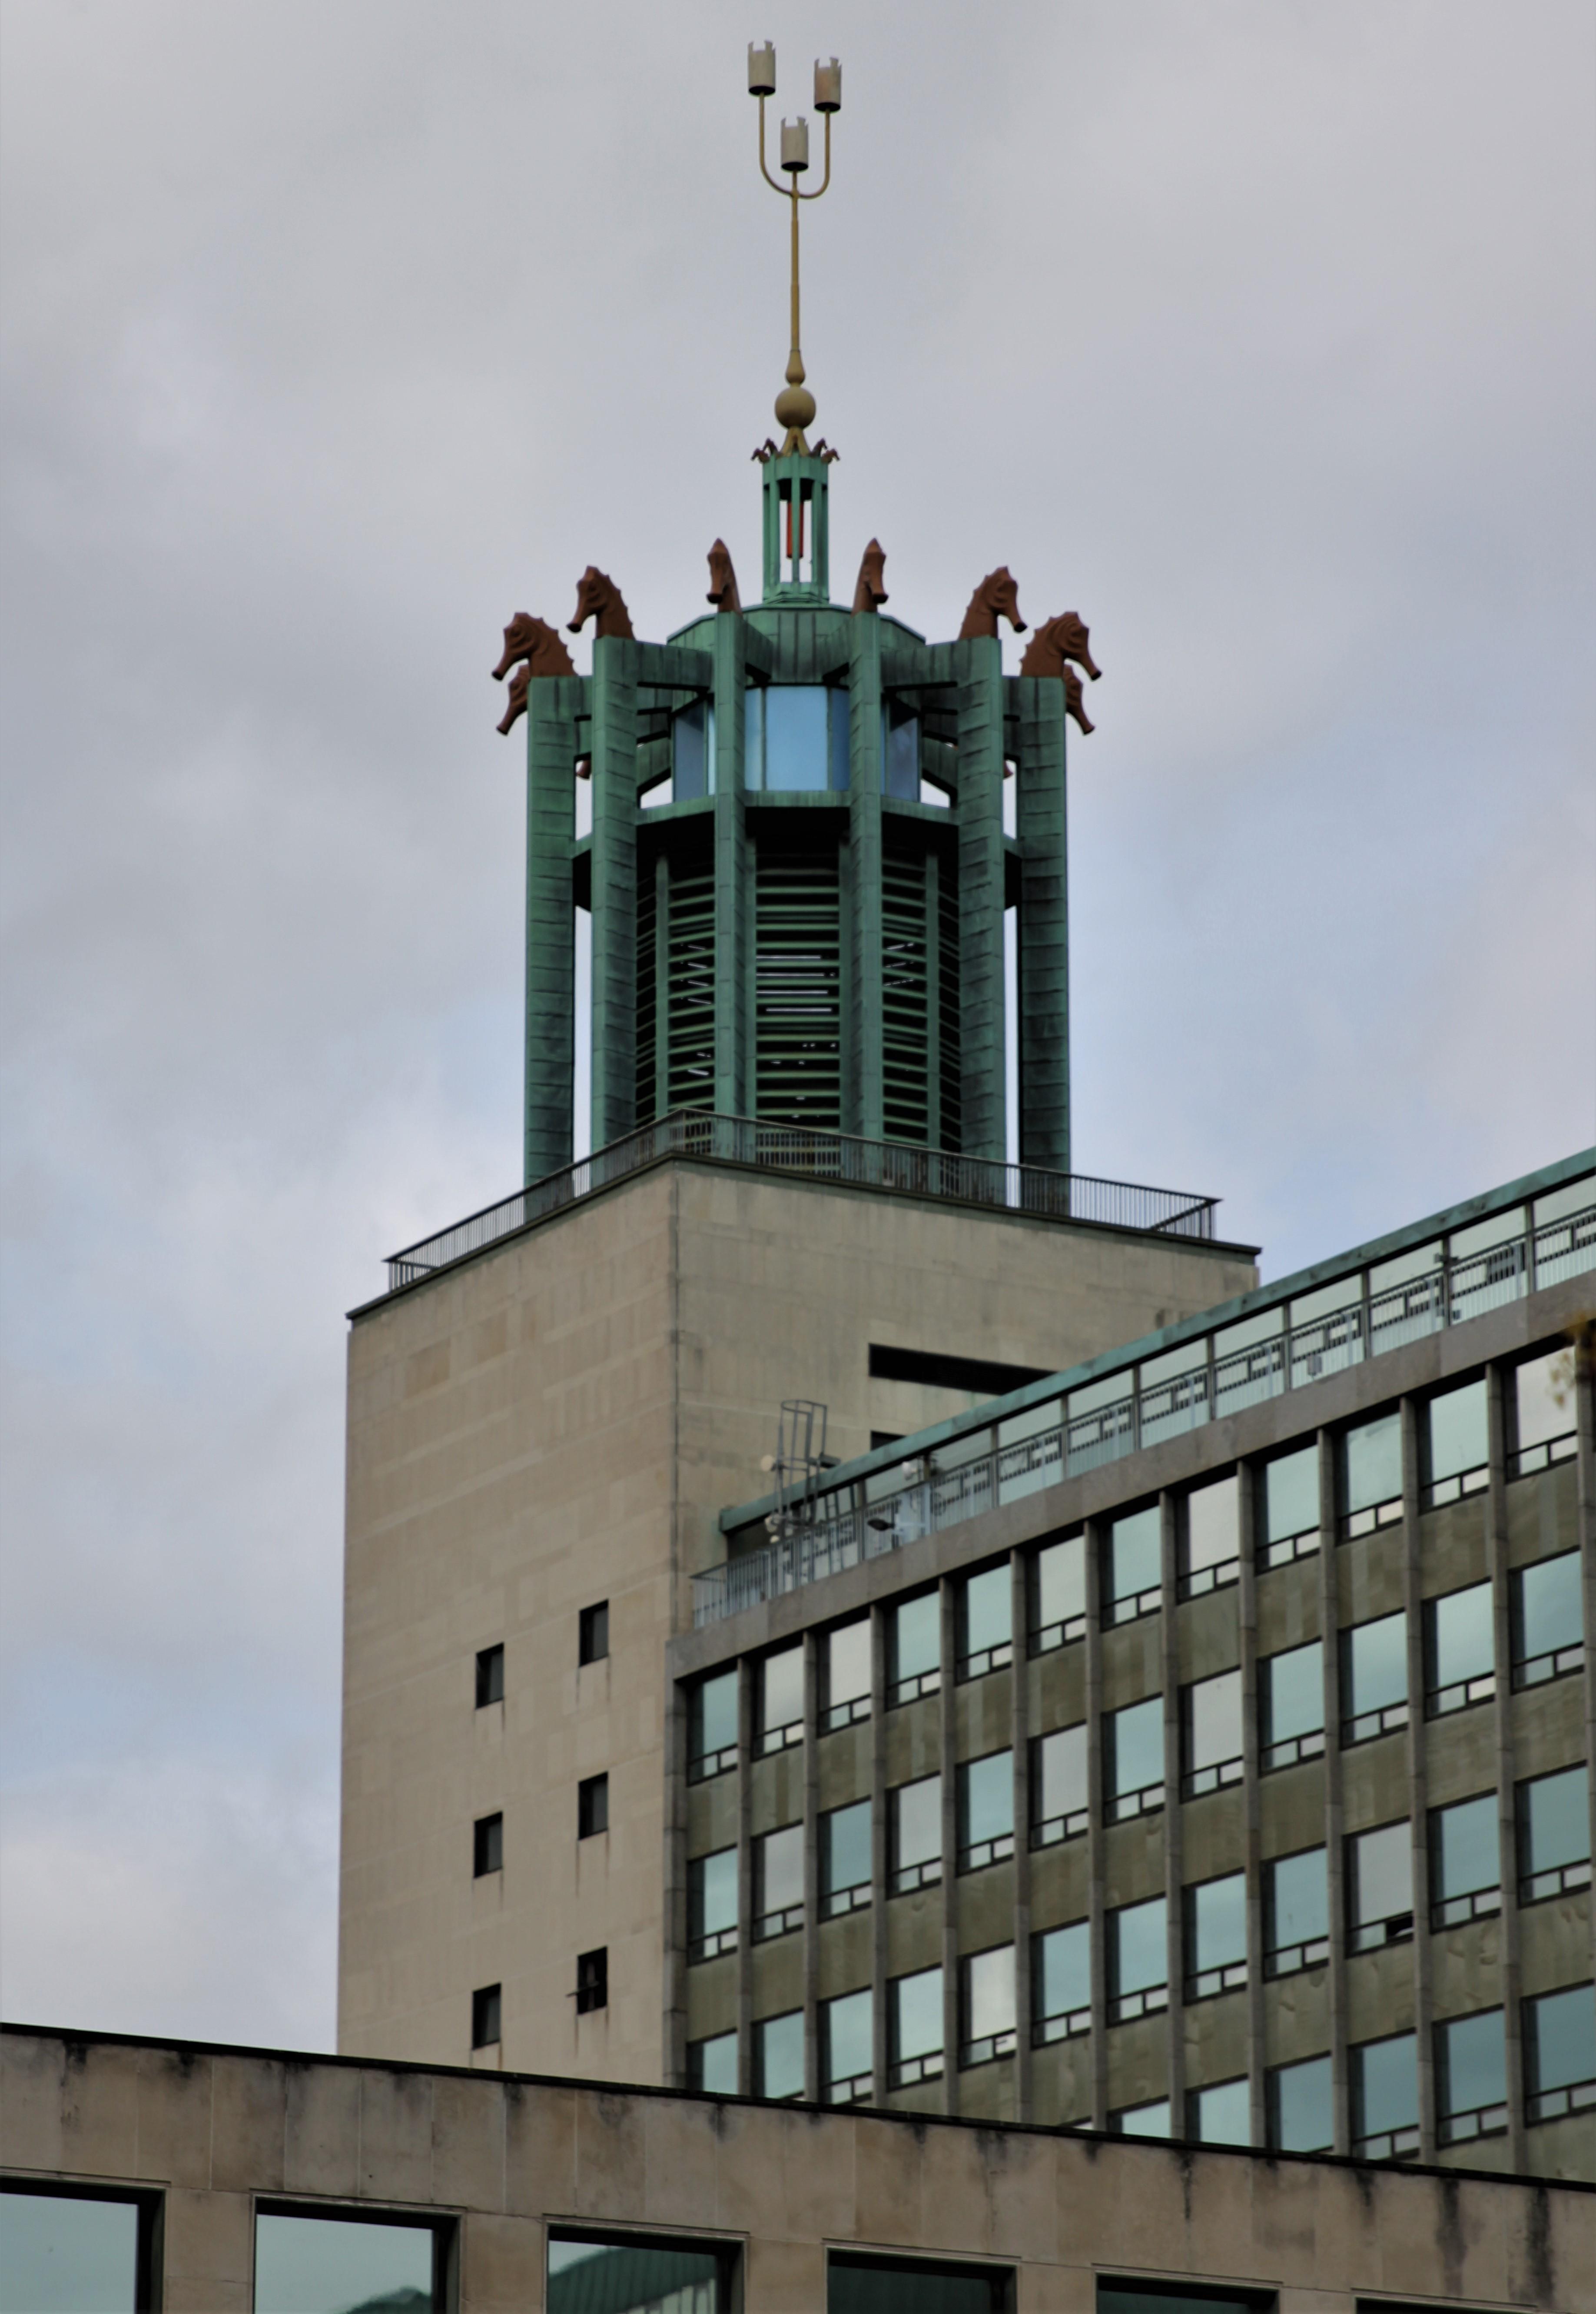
[748,42,840,456]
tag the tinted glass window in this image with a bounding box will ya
[1525,1984,1596,2096]
[1431,1793,1498,1899]
[691,1670,738,1761]
[959,1564,1012,1659]
[823,1800,871,1896]
[1106,1696,1163,1797]
[1260,1640,1323,1744]
[1428,1582,1493,1687]
[1268,2053,1332,2151]
[1341,1412,1402,1513]
[890,1593,940,1685]
[1425,1378,1487,1483]
[1110,1895,1167,1997]
[1185,1475,1238,1570]
[1436,2008,1506,2119]
[830,2253,1010,2313]
[1034,1533,1085,1629]
[1106,1506,1161,1601]
[255,2212,436,2314]
[1187,1872,1247,1973]
[1034,1921,1090,2021]
[1348,1822,1412,1929]
[756,2008,804,2098]
[548,2233,726,2314]
[1519,1765,1589,1873]
[0,2193,141,2314]
[1266,1847,1328,1951]
[1261,1443,1319,1541]
[1343,1611,1407,1715]
[1515,1552,1583,1661]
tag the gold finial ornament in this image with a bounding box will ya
[749,43,841,455]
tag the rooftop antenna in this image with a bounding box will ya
[748,43,841,456]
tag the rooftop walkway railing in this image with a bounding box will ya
[382,1112,1222,1293]
[693,1157,1596,1629]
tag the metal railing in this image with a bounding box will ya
[694,1175,1595,1627]
[382,1111,1222,1290]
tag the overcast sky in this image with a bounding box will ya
[2,2,1592,2054]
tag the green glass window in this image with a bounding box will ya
[1188,2075,1250,2145]
[0,2191,143,2314]
[830,2251,1011,2313]
[1033,1920,1090,2035]
[1267,2053,1332,2151]
[755,2008,803,2099]
[1340,1411,1402,1526]
[822,1799,872,1912]
[689,2031,737,2093]
[1106,1695,1163,1812]
[255,2211,439,2314]
[690,1670,738,1775]
[1429,1792,1499,1926]
[1260,1442,1319,1556]
[1260,1638,1324,1769]
[548,2232,731,2313]
[1265,1846,1328,1972]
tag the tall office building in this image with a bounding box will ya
[334,50,1596,2191]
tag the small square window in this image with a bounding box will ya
[578,1773,609,1839]
[579,1601,610,1666]
[475,1644,504,1707]
[576,1948,607,2014]
[473,1812,503,1877]
[471,1983,501,2048]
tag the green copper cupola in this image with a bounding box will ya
[496,46,1099,1194]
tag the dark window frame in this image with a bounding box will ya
[0,2180,165,2314]
[256,2198,454,2314]
[830,2245,1015,2311]
[471,1982,501,2047]
[575,1948,608,2015]
[472,1812,503,1878]
[578,1773,609,1839]
[578,1600,610,1666]
[547,2224,738,2308]
[474,1644,504,1708]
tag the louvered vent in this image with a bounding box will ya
[634,864,657,1123]
[938,857,962,1151]
[755,840,842,1128]
[882,848,931,1146]
[665,868,716,1113]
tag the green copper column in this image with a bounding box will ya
[712,616,749,1117]
[589,636,640,1149]
[848,612,884,1140]
[1017,675,1070,1174]
[523,676,581,1185]
[956,635,1007,1160]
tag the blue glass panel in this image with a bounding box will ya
[1271,2054,1333,2151]
[672,700,712,798]
[1035,1922,1090,2018]
[757,2008,804,2097]
[1189,1872,1247,1971]
[1437,2009,1505,2117]
[1268,1849,1328,1948]
[764,686,831,791]
[829,687,852,790]
[881,703,919,798]
[1111,1895,1167,1995]
[1354,2031,1417,2137]
[1527,1985,1596,2095]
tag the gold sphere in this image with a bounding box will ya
[775,382,816,430]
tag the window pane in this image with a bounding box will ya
[1107,1696,1163,1797]
[1262,1444,1319,1541]
[671,698,711,799]
[763,685,832,790]
[1516,1553,1583,1662]
[1342,1412,1402,1514]
[1114,2100,1171,2138]
[761,1645,803,1733]
[690,2031,738,2093]
[1190,2076,1250,2145]
[690,1847,738,1939]
[1344,1611,1407,1716]
[1431,1793,1498,1899]
[1269,2054,1333,2151]
[892,1775,942,1869]
[1429,1582,1493,1687]
[756,2009,804,2098]
[963,1946,1016,2041]
[1426,1377,1487,1483]
[890,1593,940,1684]
[693,1671,737,1760]
[823,1801,872,1895]
[1035,1533,1084,1628]
[1261,1640,1323,1745]
[1515,1350,1574,1450]
[959,1564,1011,1658]
[823,1988,873,2089]
[1267,1849,1328,1950]
[1525,1985,1596,2095]
[1035,1922,1090,2019]
[255,2213,435,2314]
[826,1619,871,1709]
[1186,1669,1242,1769]
[1035,1725,1087,1822]
[1354,2031,1417,2139]
[959,1752,1013,1846]
[1185,1476,1238,1571]
[1349,1822,1411,1927]
[830,2252,1007,2314]
[1111,1895,1167,1996]
[1437,2009,1506,2118]
[880,700,920,799]
[758,1825,803,1915]
[1520,1765,1589,1874]
[1188,1872,1247,1972]
[547,2234,723,2313]
[1107,1506,1161,1601]
[891,1965,943,2062]
[0,2193,140,2314]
